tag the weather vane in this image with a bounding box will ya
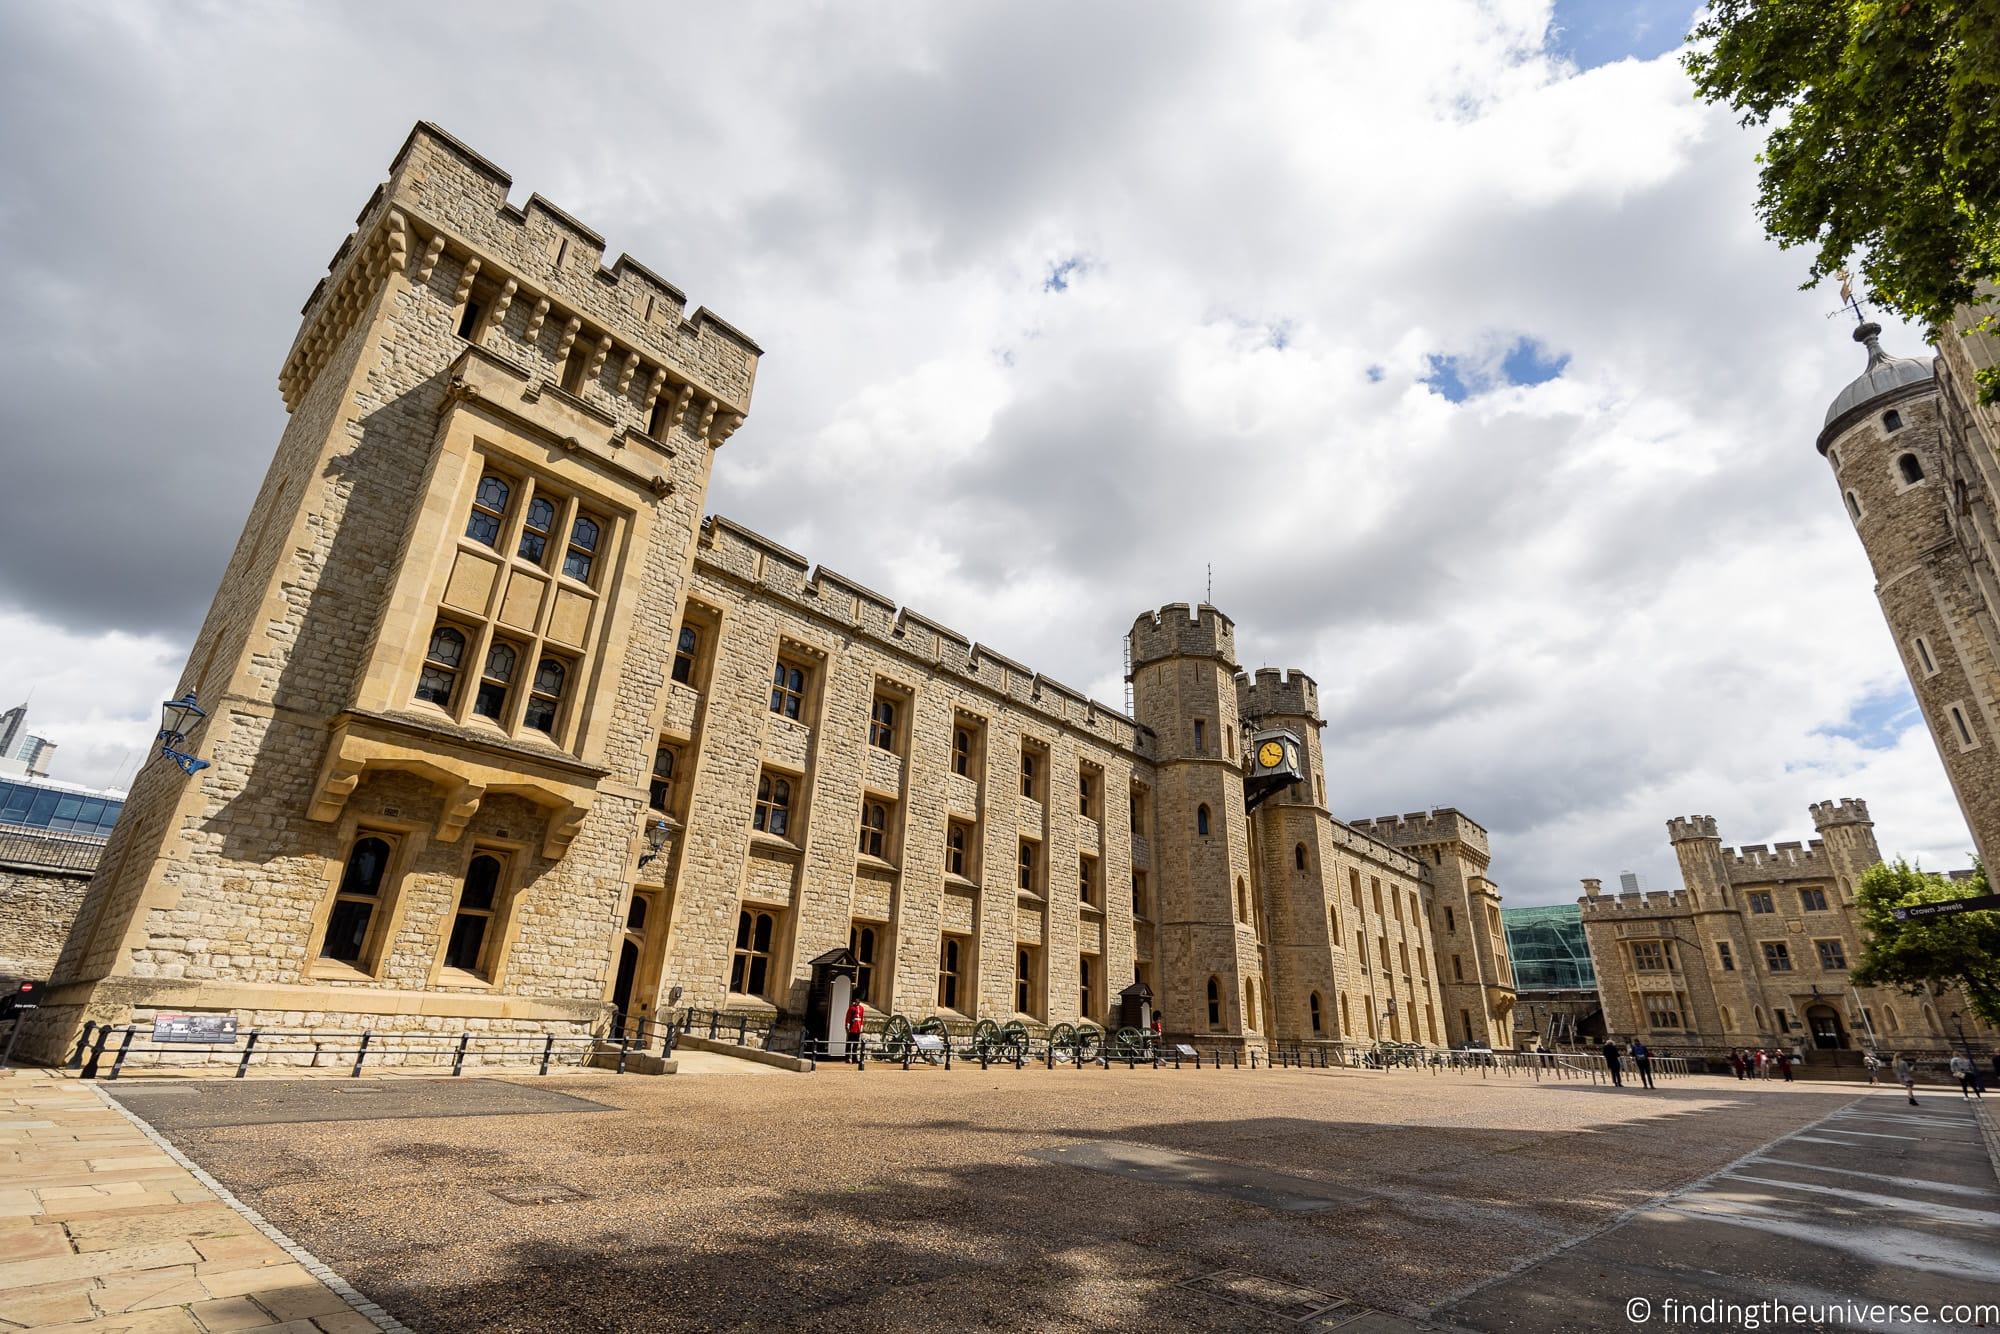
[1828,267,1868,324]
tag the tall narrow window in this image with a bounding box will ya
[1206,976,1221,1029]
[1717,941,1735,971]
[1079,770,1095,817]
[1309,992,1324,1034]
[850,924,877,1003]
[1295,843,1308,871]
[1950,704,1976,747]
[648,744,677,815]
[946,821,971,877]
[953,726,973,777]
[731,910,775,996]
[939,936,964,1009]
[672,626,700,685]
[473,641,518,722]
[518,495,557,565]
[754,774,793,838]
[1913,636,1937,676]
[1192,719,1206,752]
[1196,804,1210,836]
[1897,452,1924,485]
[321,836,394,965]
[523,657,567,735]
[770,660,806,719]
[1133,871,1148,917]
[563,513,601,583]
[1079,955,1096,1019]
[1236,877,1249,923]
[444,854,502,975]
[858,801,889,858]
[869,696,897,751]
[1017,839,1038,893]
[1020,750,1038,798]
[417,625,467,708]
[1079,855,1097,905]
[466,474,510,547]
[1845,490,1862,521]
[1016,947,1036,1014]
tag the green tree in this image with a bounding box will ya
[1849,859,2000,1028]
[1685,0,2000,394]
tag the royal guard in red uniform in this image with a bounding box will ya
[845,998,866,1063]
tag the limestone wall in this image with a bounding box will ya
[0,867,88,985]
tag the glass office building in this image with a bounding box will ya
[1502,903,1596,991]
[0,775,125,837]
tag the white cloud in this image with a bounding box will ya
[0,0,1970,899]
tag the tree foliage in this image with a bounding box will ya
[1685,0,2000,391]
[1849,859,2000,1028]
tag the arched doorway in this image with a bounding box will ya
[1805,1004,1846,1050]
[612,939,641,1030]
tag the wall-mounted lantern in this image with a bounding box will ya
[156,692,209,776]
[637,818,670,868]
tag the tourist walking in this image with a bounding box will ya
[844,997,866,1064]
[1776,1050,1793,1083]
[1950,1052,1984,1099]
[1863,1051,1880,1086]
[1895,1054,1918,1106]
[1631,1038,1656,1090]
[1729,1049,1746,1080]
[1601,1038,1624,1087]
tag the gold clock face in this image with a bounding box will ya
[1258,741,1284,769]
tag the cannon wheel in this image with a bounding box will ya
[970,1018,999,1059]
[1049,1021,1077,1062]
[915,1016,949,1064]
[880,1013,914,1062]
[1075,1024,1102,1064]
[999,1021,1029,1062]
[1111,1026,1145,1060]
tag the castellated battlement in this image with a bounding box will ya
[1237,667,1322,724]
[1721,840,1830,878]
[1579,888,1693,916]
[698,517,1146,753]
[1347,808,1490,857]
[281,122,760,425]
[1129,603,1237,670]
[1666,815,1719,843]
[1810,797,1872,828]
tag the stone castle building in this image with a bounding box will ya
[1821,314,2000,864]
[17,124,1515,1063]
[1580,801,1999,1060]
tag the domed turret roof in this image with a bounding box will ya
[1823,321,1933,429]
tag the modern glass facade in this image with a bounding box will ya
[1503,903,1596,991]
[0,777,124,837]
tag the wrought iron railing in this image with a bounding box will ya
[0,827,106,873]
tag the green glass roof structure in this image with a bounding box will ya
[1502,903,1596,991]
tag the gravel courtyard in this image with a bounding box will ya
[110,1065,1855,1332]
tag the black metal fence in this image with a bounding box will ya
[0,827,106,873]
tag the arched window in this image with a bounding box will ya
[321,835,395,964]
[1719,1005,1733,1031]
[1923,1003,1940,1033]
[627,895,647,931]
[1882,409,1903,432]
[1018,840,1035,891]
[417,624,467,708]
[1294,843,1308,872]
[770,661,806,719]
[1897,452,1924,485]
[858,801,889,858]
[1845,490,1863,522]
[1016,948,1035,1013]
[444,853,503,975]
[946,823,967,876]
[564,513,601,583]
[938,937,962,1009]
[1754,1005,1766,1031]
[1079,954,1096,1018]
[649,744,676,814]
[1206,976,1222,1029]
[869,697,897,751]
[754,774,793,838]
[1328,906,1340,946]
[1884,1006,1899,1032]
[1197,804,1211,837]
[518,495,557,564]
[1309,991,1324,1034]
[672,626,700,685]
[466,474,510,547]
[731,909,776,996]
[952,727,973,776]
[523,657,567,735]
[473,640,517,721]
[1020,751,1038,798]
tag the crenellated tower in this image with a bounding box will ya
[1809,798,1880,903]
[1129,604,1264,1048]
[1667,815,1729,908]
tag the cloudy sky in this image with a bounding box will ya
[0,0,1973,902]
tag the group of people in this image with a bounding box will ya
[1868,1049,1993,1105]
[1599,1038,1657,1089]
[1726,1048,1795,1081]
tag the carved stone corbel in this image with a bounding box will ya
[554,316,582,362]
[486,279,518,335]
[452,256,482,304]
[307,744,365,824]
[415,234,447,284]
[525,298,551,341]
[642,367,668,416]
[587,334,614,381]
[541,802,588,860]
[670,384,693,429]
[617,352,641,396]
[437,781,487,844]
[710,411,744,446]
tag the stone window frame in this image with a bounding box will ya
[1844,489,1864,523]
[868,679,909,756]
[1132,869,1150,920]
[1020,737,1048,801]
[1629,940,1668,973]
[427,839,529,989]
[752,767,799,843]
[945,818,977,881]
[1814,937,1849,971]
[952,711,985,780]
[1078,952,1099,1020]
[1015,945,1041,1019]
[937,934,969,1012]
[730,907,781,1000]
[1910,635,1939,678]
[1077,762,1102,821]
[857,794,897,865]
[671,601,722,692]
[1641,991,1683,1029]
[1358,937,1369,970]
[647,739,685,821]
[1205,975,1223,1030]
[1079,852,1100,908]
[1328,903,1340,947]
[849,922,881,1005]
[1716,940,1735,971]
[1893,451,1927,491]
[1309,991,1324,1034]
[769,655,811,721]
[1747,890,1775,914]
[1799,886,1829,912]
[1235,876,1251,925]
[1196,804,1211,837]
[1760,939,1793,972]
[1881,408,1903,433]
[1340,993,1352,1036]
[416,452,611,752]
[1944,700,1980,751]
[1244,976,1260,1032]
[1017,836,1044,898]
[304,816,427,983]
